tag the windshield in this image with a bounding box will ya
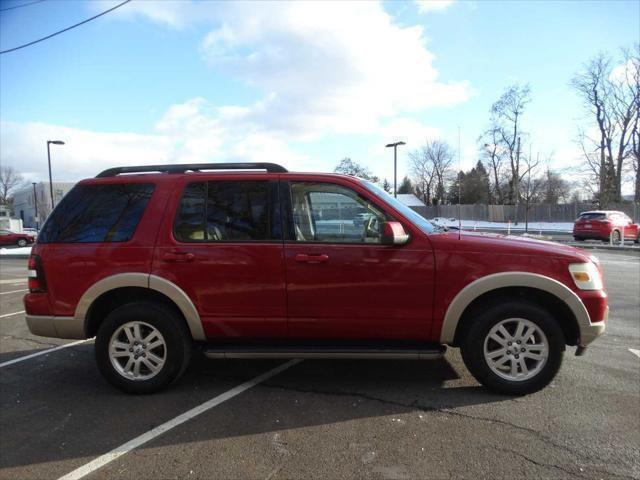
[362,180,436,234]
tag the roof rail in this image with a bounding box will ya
[95,162,288,178]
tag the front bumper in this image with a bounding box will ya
[26,315,85,339]
[578,306,608,347]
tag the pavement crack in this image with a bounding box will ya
[260,382,605,466]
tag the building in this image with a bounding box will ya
[12,181,75,229]
[0,205,23,231]
[396,193,428,216]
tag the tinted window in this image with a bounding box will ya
[578,213,606,220]
[290,182,387,243]
[38,183,154,243]
[174,181,278,242]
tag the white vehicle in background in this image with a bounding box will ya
[22,228,39,237]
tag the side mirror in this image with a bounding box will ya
[381,221,409,245]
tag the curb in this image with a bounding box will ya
[562,242,639,252]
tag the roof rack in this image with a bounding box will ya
[96,162,288,178]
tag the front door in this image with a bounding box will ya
[282,178,435,341]
[152,176,287,339]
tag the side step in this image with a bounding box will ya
[202,344,446,360]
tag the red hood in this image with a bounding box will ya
[432,230,593,263]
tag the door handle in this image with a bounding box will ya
[162,251,195,262]
[294,253,329,264]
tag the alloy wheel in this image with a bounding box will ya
[483,318,549,382]
[108,321,167,381]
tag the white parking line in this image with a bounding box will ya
[0,289,28,295]
[0,339,91,368]
[57,359,302,480]
[629,349,640,359]
[0,310,25,318]
[0,279,27,285]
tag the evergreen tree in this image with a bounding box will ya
[397,176,413,194]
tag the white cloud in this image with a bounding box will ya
[5,1,470,182]
[99,1,470,141]
[415,0,456,14]
[0,99,310,181]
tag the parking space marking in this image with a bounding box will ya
[57,359,302,480]
[0,279,27,285]
[0,310,25,318]
[0,339,90,368]
[0,289,28,295]
[629,349,640,359]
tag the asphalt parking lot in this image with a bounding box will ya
[1,250,638,480]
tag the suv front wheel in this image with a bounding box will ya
[95,302,192,394]
[460,300,565,395]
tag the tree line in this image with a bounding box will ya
[335,44,639,209]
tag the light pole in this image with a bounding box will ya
[385,141,406,198]
[32,182,38,230]
[47,140,65,209]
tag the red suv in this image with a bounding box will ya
[25,163,608,395]
[573,210,639,243]
[0,229,35,247]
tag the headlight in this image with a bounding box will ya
[568,263,603,290]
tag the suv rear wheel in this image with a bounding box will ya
[460,300,565,395]
[95,302,192,394]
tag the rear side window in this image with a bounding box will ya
[174,181,280,242]
[38,183,155,243]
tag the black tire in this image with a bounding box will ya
[17,238,27,247]
[573,236,584,242]
[95,302,192,394]
[460,300,565,395]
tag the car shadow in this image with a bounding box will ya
[0,345,509,472]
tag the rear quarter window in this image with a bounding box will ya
[38,183,155,243]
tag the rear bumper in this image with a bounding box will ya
[26,315,85,339]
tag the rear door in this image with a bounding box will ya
[152,175,287,339]
[281,177,435,341]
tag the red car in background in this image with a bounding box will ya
[0,229,35,247]
[573,210,639,243]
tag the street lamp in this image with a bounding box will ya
[47,140,65,209]
[32,182,38,230]
[385,141,406,198]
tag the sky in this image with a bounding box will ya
[0,0,638,191]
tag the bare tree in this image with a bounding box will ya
[334,158,379,183]
[0,166,25,206]
[408,147,437,205]
[572,46,639,203]
[491,84,531,205]
[521,152,542,232]
[409,140,453,205]
[479,126,505,204]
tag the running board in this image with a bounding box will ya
[202,345,446,360]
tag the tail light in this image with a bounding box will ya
[28,254,47,293]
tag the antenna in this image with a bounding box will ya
[458,126,462,240]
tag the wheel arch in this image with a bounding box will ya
[440,272,587,347]
[76,273,205,341]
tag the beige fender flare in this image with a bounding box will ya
[439,272,591,345]
[74,273,206,341]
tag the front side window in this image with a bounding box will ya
[174,181,278,242]
[38,183,155,243]
[289,182,387,243]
